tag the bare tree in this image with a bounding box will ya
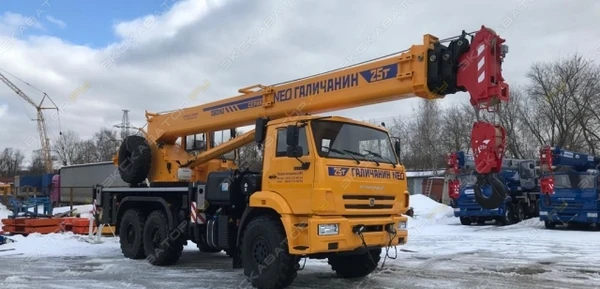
[28,150,46,175]
[55,130,83,166]
[94,127,118,161]
[0,148,25,177]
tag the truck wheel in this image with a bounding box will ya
[459,217,471,225]
[496,204,515,226]
[118,135,151,185]
[328,248,381,278]
[143,210,184,266]
[119,209,146,259]
[515,202,525,223]
[241,215,299,289]
[544,221,556,229]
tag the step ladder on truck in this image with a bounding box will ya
[92,26,509,289]
[446,151,539,226]
[538,146,600,229]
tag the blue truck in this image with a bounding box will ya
[538,146,600,229]
[448,151,540,226]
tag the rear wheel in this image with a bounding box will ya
[241,215,299,289]
[496,204,515,226]
[328,248,381,278]
[515,202,525,223]
[119,209,146,259]
[142,210,184,266]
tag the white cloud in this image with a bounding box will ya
[0,0,598,164]
[45,15,66,29]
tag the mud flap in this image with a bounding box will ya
[473,174,506,209]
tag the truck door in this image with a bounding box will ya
[263,125,315,213]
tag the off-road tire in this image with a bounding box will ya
[119,209,146,259]
[143,210,184,266]
[241,215,299,289]
[118,135,152,184]
[328,248,381,278]
[460,217,471,225]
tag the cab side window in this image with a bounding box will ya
[276,127,309,157]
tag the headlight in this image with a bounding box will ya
[318,224,339,236]
[539,211,548,216]
[587,212,598,218]
[398,221,407,230]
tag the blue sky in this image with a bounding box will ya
[3,0,170,47]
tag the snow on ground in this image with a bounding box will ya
[1,194,600,288]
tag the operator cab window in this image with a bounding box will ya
[276,127,309,157]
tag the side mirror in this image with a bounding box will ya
[255,118,268,144]
[394,140,401,158]
[286,125,299,146]
[286,145,303,158]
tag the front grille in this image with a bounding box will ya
[342,195,395,210]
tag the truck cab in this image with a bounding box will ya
[255,115,409,254]
[539,167,600,229]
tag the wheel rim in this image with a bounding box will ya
[251,236,271,266]
[126,224,135,244]
[150,227,162,251]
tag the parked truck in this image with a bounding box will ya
[447,151,540,226]
[53,161,130,206]
[93,26,509,289]
[538,146,600,229]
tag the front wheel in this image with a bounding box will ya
[119,209,146,259]
[460,217,471,226]
[241,215,299,289]
[328,248,381,278]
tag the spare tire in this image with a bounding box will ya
[118,135,152,184]
[473,174,506,210]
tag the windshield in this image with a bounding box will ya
[553,172,597,189]
[311,120,397,165]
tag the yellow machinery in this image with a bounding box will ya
[94,26,509,289]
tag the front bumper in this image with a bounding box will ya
[453,207,503,217]
[539,210,599,224]
[282,215,408,255]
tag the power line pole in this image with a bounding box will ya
[114,109,132,141]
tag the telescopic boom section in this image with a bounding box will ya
[146,26,509,173]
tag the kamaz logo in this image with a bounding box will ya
[368,198,375,207]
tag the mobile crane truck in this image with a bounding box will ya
[539,146,600,229]
[447,151,539,226]
[93,26,509,289]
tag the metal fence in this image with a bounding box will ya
[1,185,95,213]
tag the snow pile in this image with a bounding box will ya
[0,232,120,258]
[0,202,10,230]
[409,194,454,221]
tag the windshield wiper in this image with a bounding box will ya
[323,146,360,164]
[363,149,396,168]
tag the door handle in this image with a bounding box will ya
[268,174,277,179]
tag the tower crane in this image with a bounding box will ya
[0,70,58,173]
